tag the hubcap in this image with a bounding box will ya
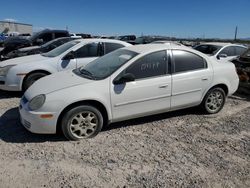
[69,111,98,138]
[206,91,223,113]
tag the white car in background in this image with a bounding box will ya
[0,39,131,91]
[151,40,184,46]
[20,44,239,140]
[194,42,247,61]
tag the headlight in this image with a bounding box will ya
[0,65,16,76]
[28,94,46,111]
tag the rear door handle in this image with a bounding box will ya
[159,84,168,88]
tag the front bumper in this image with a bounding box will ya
[0,75,21,91]
[19,98,58,134]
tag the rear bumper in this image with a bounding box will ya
[229,78,240,96]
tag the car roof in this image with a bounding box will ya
[199,42,247,48]
[74,38,131,46]
[200,42,232,47]
[122,44,190,54]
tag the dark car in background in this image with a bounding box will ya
[0,29,69,59]
[117,35,136,44]
[232,48,250,83]
[4,37,73,60]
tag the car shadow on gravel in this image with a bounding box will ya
[0,107,67,143]
[0,90,23,99]
[103,107,201,132]
[104,93,250,132]
[232,92,250,101]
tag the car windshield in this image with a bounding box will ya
[41,41,79,57]
[40,38,59,48]
[135,37,144,44]
[194,45,222,55]
[75,49,138,80]
[28,31,44,42]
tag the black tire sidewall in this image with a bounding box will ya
[23,72,47,91]
[61,105,103,141]
[202,87,226,114]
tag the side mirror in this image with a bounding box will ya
[113,73,135,85]
[217,53,227,60]
[62,51,75,60]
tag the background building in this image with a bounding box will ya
[0,21,32,35]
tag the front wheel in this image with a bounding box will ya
[61,105,103,141]
[201,87,226,114]
[23,72,48,91]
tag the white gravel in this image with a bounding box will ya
[0,91,249,187]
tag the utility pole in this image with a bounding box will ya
[234,26,238,41]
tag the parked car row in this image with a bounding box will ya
[0,29,70,59]
[0,30,245,141]
[0,39,131,91]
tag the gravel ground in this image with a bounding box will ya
[0,91,249,188]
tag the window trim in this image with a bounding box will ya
[171,49,208,75]
[119,50,169,82]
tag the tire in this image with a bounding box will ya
[23,72,48,91]
[201,87,226,114]
[61,105,103,141]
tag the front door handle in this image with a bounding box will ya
[202,78,208,81]
[159,84,168,88]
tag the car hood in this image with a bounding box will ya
[0,54,47,67]
[4,37,30,45]
[25,70,93,98]
[18,46,40,52]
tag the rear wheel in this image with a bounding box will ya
[201,87,226,114]
[61,105,103,141]
[23,72,48,91]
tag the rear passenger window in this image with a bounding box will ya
[75,43,99,58]
[104,43,124,54]
[173,50,206,73]
[125,51,167,80]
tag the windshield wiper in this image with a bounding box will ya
[79,68,96,79]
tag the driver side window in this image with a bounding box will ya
[75,43,99,58]
[124,51,167,80]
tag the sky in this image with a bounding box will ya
[1,0,250,39]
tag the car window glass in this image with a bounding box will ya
[219,46,235,56]
[55,32,68,38]
[173,50,206,73]
[235,47,247,56]
[125,51,167,80]
[104,43,124,54]
[39,33,53,42]
[75,43,99,58]
[194,45,222,55]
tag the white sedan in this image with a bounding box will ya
[0,39,131,91]
[20,44,239,140]
[194,42,247,61]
